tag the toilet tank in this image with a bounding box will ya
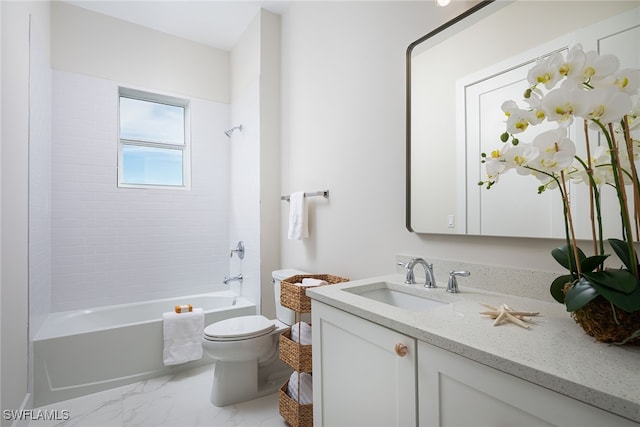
[272,269,308,325]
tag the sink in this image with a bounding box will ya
[343,282,447,312]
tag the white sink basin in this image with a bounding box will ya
[343,282,447,312]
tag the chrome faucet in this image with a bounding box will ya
[223,274,243,284]
[447,270,470,293]
[400,258,436,288]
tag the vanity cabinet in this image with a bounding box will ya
[312,300,638,427]
[418,342,638,427]
[311,302,417,427]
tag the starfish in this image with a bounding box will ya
[479,303,540,329]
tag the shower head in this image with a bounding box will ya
[224,125,243,138]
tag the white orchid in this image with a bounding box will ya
[582,86,632,125]
[531,128,576,174]
[560,44,587,82]
[581,50,620,83]
[542,83,589,126]
[480,43,640,279]
[527,52,564,90]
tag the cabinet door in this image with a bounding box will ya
[312,302,417,427]
[418,342,637,427]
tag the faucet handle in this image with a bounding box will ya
[398,261,416,284]
[230,241,245,259]
[447,270,470,293]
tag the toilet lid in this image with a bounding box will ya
[204,315,276,341]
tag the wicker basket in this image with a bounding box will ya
[280,274,349,312]
[279,380,313,427]
[279,328,313,372]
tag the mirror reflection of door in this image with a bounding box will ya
[464,51,569,238]
[464,9,640,240]
[408,2,640,237]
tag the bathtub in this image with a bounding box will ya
[33,292,255,407]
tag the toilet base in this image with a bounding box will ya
[210,357,292,406]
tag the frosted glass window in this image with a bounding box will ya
[118,88,190,189]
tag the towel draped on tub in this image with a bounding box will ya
[162,308,204,366]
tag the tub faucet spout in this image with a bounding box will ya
[224,274,243,285]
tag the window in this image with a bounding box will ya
[118,88,190,189]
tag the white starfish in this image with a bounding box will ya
[480,303,540,329]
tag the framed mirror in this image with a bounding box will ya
[407,0,640,238]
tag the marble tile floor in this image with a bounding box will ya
[29,364,287,427]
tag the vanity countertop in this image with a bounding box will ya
[306,274,640,423]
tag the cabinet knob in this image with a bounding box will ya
[394,343,408,357]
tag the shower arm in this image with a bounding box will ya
[224,125,243,138]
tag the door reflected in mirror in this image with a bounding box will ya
[407,0,640,238]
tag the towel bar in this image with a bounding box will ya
[281,190,329,202]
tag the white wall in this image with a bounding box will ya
[51,1,229,104]
[1,1,35,422]
[280,1,566,284]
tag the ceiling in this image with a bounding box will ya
[63,1,293,51]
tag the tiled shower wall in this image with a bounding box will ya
[51,70,231,311]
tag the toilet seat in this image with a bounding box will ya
[204,315,276,341]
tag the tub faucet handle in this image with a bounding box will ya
[230,241,245,259]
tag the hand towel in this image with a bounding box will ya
[301,278,328,287]
[287,371,313,404]
[162,308,204,366]
[288,192,308,240]
[290,322,312,345]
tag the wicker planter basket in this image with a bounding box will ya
[280,274,349,312]
[279,381,313,427]
[279,328,313,372]
[571,296,640,344]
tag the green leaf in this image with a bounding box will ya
[582,270,638,294]
[608,238,637,271]
[564,278,599,311]
[581,254,609,273]
[551,245,586,274]
[550,275,573,304]
[588,277,640,313]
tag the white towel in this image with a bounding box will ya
[162,308,204,366]
[288,192,308,240]
[287,371,313,404]
[301,278,327,287]
[290,322,312,345]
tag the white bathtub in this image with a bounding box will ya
[33,292,255,407]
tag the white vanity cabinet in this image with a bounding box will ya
[418,342,638,427]
[312,300,638,427]
[312,301,417,427]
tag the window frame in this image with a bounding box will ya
[117,87,191,190]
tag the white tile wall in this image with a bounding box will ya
[51,70,232,311]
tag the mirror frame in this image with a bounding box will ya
[405,0,495,232]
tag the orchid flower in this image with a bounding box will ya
[542,83,588,127]
[531,128,576,174]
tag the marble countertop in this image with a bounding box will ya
[306,274,640,423]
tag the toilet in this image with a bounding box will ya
[202,269,306,406]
